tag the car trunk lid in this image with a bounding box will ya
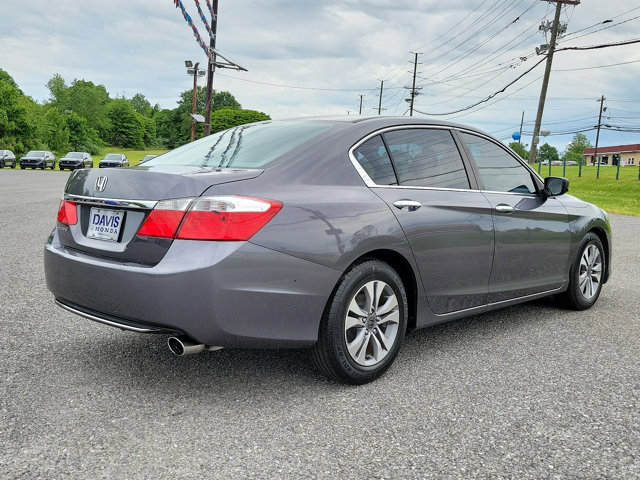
[57,166,263,265]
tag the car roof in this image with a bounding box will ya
[276,115,483,134]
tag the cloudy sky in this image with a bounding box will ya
[1,0,639,151]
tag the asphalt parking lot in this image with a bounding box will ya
[1,170,638,479]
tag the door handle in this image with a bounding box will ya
[393,200,422,212]
[495,204,514,213]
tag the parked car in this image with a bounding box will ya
[139,154,158,164]
[20,150,55,170]
[1,149,17,168]
[45,117,612,384]
[565,161,579,166]
[99,153,129,168]
[59,152,93,170]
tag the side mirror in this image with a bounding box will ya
[544,176,569,197]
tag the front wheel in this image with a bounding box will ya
[556,232,605,310]
[311,260,407,384]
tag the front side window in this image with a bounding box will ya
[461,132,537,194]
[352,135,397,185]
[383,129,470,189]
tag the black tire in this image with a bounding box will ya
[20,166,24,169]
[311,260,408,384]
[555,232,605,310]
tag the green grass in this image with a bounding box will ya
[535,164,640,217]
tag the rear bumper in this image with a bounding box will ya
[44,228,341,348]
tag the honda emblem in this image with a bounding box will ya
[95,176,108,192]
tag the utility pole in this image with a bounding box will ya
[408,52,419,116]
[377,80,384,115]
[528,0,580,164]
[359,95,364,115]
[519,111,525,145]
[204,0,219,137]
[594,95,605,178]
[190,62,199,142]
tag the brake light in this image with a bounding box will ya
[137,198,192,238]
[177,196,282,241]
[57,200,77,225]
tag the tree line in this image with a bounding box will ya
[0,69,269,156]
[509,133,593,164]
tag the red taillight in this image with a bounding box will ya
[177,197,282,241]
[136,210,186,238]
[57,200,77,225]
[136,198,192,238]
[136,196,282,241]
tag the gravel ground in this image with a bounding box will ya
[1,170,638,479]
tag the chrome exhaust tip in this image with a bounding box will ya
[168,336,223,356]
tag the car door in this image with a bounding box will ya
[457,131,570,303]
[352,128,494,315]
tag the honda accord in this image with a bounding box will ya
[44,117,612,383]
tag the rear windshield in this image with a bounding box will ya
[145,121,335,168]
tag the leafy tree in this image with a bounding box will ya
[538,143,559,163]
[46,74,69,108]
[136,112,159,147]
[0,69,20,90]
[562,133,593,164]
[211,91,241,111]
[67,80,111,138]
[106,99,144,148]
[65,112,103,154]
[508,142,528,160]
[43,108,70,153]
[0,70,39,154]
[209,108,270,134]
[153,108,181,149]
[129,93,153,117]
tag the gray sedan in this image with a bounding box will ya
[44,117,611,384]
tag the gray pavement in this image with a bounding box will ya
[1,169,638,479]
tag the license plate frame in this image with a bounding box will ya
[86,207,125,242]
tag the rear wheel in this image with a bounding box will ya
[556,232,604,310]
[311,260,407,384]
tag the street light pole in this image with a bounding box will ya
[190,61,199,142]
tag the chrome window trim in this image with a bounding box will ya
[348,124,476,192]
[370,184,483,194]
[64,194,157,210]
[479,189,539,197]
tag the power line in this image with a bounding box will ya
[215,72,402,92]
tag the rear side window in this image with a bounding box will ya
[145,121,335,168]
[352,135,397,185]
[461,133,537,194]
[383,129,469,189]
